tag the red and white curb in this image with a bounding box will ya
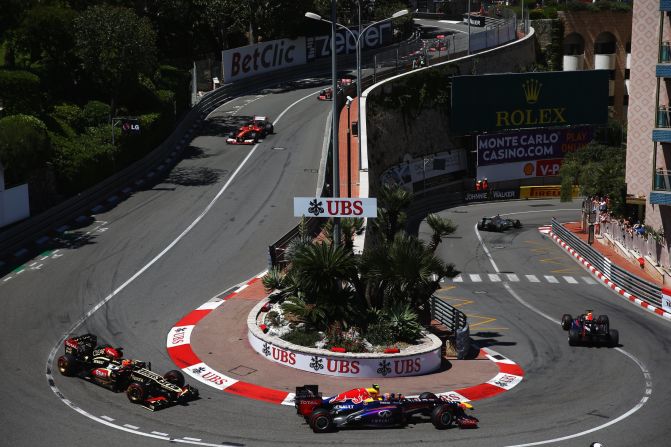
[543,227,671,320]
[166,275,525,406]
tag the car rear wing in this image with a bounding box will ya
[295,385,322,416]
[64,333,97,355]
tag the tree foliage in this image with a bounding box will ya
[74,5,158,113]
[0,114,52,187]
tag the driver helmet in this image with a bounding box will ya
[590,443,603,447]
[586,310,594,320]
[367,384,380,398]
[121,359,132,368]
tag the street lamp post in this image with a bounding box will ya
[346,96,353,198]
[305,8,408,172]
[467,0,471,55]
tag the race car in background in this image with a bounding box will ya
[477,214,522,232]
[561,311,619,347]
[57,333,198,411]
[318,88,333,100]
[295,385,478,433]
[226,116,274,145]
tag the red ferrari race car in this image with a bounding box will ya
[318,88,333,101]
[57,334,198,411]
[226,115,274,145]
[295,385,478,433]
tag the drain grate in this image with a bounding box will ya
[228,365,258,376]
[272,146,286,151]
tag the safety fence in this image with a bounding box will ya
[431,295,468,333]
[599,220,671,271]
[551,218,662,308]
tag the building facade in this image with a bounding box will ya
[626,0,671,231]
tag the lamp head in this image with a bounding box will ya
[392,9,409,19]
[305,12,322,21]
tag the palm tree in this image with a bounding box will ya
[426,213,457,252]
[340,217,364,253]
[373,184,413,241]
[360,233,446,323]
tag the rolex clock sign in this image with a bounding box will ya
[294,197,377,218]
[450,70,609,133]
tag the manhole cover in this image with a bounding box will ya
[304,168,318,173]
[272,146,286,151]
[474,291,488,294]
[228,365,257,376]
[494,245,505,249]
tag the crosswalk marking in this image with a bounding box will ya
[443,273,599,285]
[563,276,578,284]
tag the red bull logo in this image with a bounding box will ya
[329,388,370,404]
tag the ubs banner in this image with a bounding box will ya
[477,126,593,166]
[223,37,306,82]
[451,71,609,133]
[306,20,392,60]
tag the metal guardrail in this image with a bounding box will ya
[431,295,468,333]
[551,219,662,308]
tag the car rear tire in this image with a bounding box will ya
[609,329,619,347]
[419,392,438,400]
[431,405,454,429]
[57,354,78,376]
[568,328,580,346]
[561,314,572,331]
[514,220,522,228]
[265,123,274,134]
[164,370,185,387]
[309,408,334,433]
[126,382,148,404]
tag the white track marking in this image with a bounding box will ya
[452,274,463,282]
[488,273,501,282]
[582,276,597,284]
[562,276,578,284]
[525,274,540,282]
[475,211,651,446]
[544,275,559,283]
[46,89,320,446]
[506,273,520,282]
[469,274,482,282]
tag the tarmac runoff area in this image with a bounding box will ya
[167,276,525,406]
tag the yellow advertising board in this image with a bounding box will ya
[520,185,580,199]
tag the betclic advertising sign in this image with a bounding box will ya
[223,37,307,82]
[451,71,609,133]
[476,126,593,166]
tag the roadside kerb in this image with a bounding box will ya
[166,274,525,406]
[545,227,671,320]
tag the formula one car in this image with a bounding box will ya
[477,214,522,232]
[561,311,619,347]
[295,385,478,433]
[226,115,274,145]
[318,88,333,101]
[57,334,198,411]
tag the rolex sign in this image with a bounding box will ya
[294,197,377,218]
[450,71,609,133]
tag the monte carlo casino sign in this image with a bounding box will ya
[450,70,609,133]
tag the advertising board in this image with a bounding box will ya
[223,37,307,83]
[306,21,392,60]
[451,71,609,133]
[380,149,468,193]
[477,159,563,182]
[294,197,377,218]
[477,126,593,166]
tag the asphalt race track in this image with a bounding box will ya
[2,80,671,447]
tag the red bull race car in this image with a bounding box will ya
[57,334,198,411]
[561,311,619,347]
[295,384,478,433]
[226,116,274,145]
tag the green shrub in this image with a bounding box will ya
[385,303,423,343]
[155,65,191,114]
[52,103,83,132]
[50,126,117,195]
[281,329,322,347]
[325,324,367,353]
[0,69,42,115]
[0,114,52,186]
[365,321,394,346]
[82,101,111,127]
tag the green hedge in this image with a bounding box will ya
[82,100,111,127]
[154,65,190,115]
[0,114,52,186]
[0,69,42,115]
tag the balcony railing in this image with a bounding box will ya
[655,168,671,191]
[657,106,671,128]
